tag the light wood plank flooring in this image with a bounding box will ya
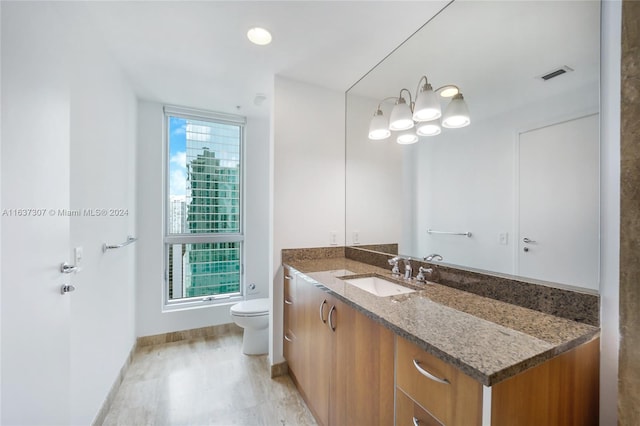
[102,329,316,425]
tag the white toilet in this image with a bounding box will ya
[230,298,270,355]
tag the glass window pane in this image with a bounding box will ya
[168,116,241,235]
[168,242,241,300]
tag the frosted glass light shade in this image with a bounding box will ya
[416,120,441,136]
[389,98,414,131]
[396,129,419,145]
[368,109,391,140]
[413,84,441,122]
[442,94,471,128]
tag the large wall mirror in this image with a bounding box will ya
[345,0,601,292]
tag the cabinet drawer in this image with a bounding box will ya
[396,337,482,426]
[396,387,443,426]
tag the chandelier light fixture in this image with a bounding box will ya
[368,76,470,144]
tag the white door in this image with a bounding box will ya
[1,8,72,424]
[518,114,599,290]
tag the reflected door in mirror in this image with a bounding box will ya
[518,114,599,290]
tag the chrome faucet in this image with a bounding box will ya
[423,253,443,262]
[403,258,412,280]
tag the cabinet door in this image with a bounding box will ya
[330,297,395,426]
[297,276,333,426]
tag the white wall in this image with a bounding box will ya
[68,36,138,424]
[599,1,621,423]
[136,101,271,337]
[412,85,598,275]
[345,94,403,246]
[271,76,346,364]
[1,2,138,424]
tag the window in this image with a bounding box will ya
[164,106,245,307]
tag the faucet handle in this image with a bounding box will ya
[416,266,433,282]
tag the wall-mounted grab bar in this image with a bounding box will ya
[103,235,138,253]
[427,229,472,237]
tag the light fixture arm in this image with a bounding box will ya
[398,88,413,107]
[375,96,400,111]
[415,75,430,97]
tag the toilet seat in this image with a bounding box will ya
[230,298,269,317]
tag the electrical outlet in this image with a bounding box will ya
[499,233,508,245]
[353,231,360,244]
[330,231,337,245]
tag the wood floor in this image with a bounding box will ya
[102,329,317,425]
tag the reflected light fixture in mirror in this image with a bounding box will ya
[368,76,470,143]
[389,92,415,131]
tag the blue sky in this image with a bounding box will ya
[169,117,187,198]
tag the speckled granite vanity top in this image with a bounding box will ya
[284,257,599,386]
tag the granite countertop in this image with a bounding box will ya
[284,257,599,386]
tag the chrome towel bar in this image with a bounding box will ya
[427,229,472,237]
[103,235,138,252]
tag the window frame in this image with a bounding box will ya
[162,105,246,310]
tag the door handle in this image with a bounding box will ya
[523,237,536,244]
[60,262,79,274]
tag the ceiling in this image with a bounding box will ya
[348,0,601,123]
[48,0,450,117]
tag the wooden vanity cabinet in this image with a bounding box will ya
[284,270,394,426]
[285,268,599,426]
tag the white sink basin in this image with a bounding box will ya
[344,276,415,297]
[326,269,356,277]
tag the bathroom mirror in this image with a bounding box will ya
[345,0,601,292]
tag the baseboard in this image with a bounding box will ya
[270,360,289,378]
[91,341,137,426]
[136,323,242,347]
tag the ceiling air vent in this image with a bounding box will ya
[538,65,574,81]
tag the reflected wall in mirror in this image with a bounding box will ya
[346,0,600,292]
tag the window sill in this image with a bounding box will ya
[162,295,243,313]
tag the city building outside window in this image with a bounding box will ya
[163,106,245,307]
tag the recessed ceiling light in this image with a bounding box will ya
[247,27,272,46]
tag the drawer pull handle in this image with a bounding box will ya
[328,305,337,331]
[319,299,328,323]
[285,275,293,280]
[412,417,420,426]
[284,333,294,342]
[412,359,450,384]
[284,299,293,305]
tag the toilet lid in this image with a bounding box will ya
[230,298,269,315]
